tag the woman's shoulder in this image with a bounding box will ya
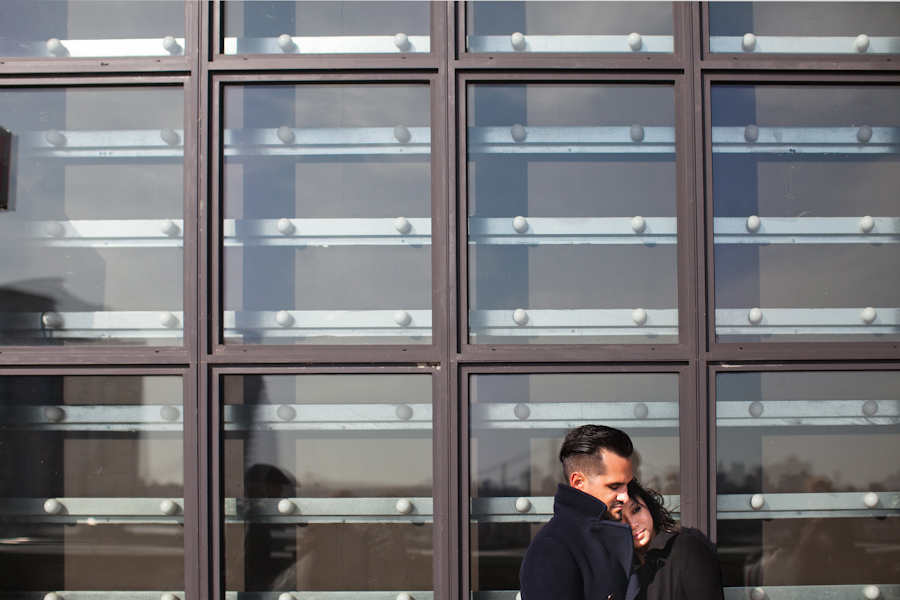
[667,531,718,560]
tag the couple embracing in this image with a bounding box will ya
[520,425,724,600]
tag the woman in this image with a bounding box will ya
[622,480,724,600]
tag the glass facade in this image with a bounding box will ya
[0,4,897,600]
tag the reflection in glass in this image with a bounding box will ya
[466,2,673,53]
[467,84,678,345]
[0,376,184,592]
[223,374,433,593]
[0,87,185,346]
[709,2,900,54]
[223,2,431,55]
[711,85,900,343]
[469,373,680,592]
[222,85,432,345]
[716,371,900,590]
[0,1,185,58]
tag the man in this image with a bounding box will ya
[519,425,639,600]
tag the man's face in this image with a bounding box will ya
[572,450,634,520]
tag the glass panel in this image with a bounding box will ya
[711,85,900,343]
[0,87,185,346]
[466,2,673,54]
[0,1,185,58]
[709,2,900,54]
[466,84,678,345]
[716,371,900,596]
[0,375,184,593]
[222,84,432,345]
[222,2,431,55]
[223,374,433,594]
[468,373,680,594]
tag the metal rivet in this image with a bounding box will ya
[861,307,877,324]
[510,124,527,142]
[862,400,879,417]
[394,216,411,233]
[160,219,179,235]
[859,216,875,233]
[630,124,645,142]
[633,403,649,419]
[160,499,178,515]
[276,126,294,144]
[44,406,64,422]
[161,128,180,145]
[278,34,294,51]
[45,129,65,146]
[748,308,763,325]
[279,594,294,600]
[394,33,410,50]
[510,32,526,50]
[746,215,761,232]
[632,308,648,326]
[627,32,642,51]
[857,126,873,143]
[275,310,294,327]
[396,594,413,600]
[516,594,521,600]
[631,216,646,234]
[749,401,764,418]
[515,497,531,513]
[276,405,295,421]
[513,216,528,233]
[160,405,180,421]
[276,218,294,234]
[45,220,65,237]
[394,310,411,327]
[750,587,766,600]
[44,499,63,514]
[855,34,870,53]
[514,403,530,420]
[159,311,178,328]
[864,586,881,600]
[277,499,295,515]
[742,33,756,51]
[161,596,177,600]
[162,36,180,54]
[394,125,411,143]
[750,494,765,510]
[44,594,61,600]
[396,498,413,515]
[513,308,528,326]
[47,38,66,56]
[744,124,759,142]
[863,492,880,509]
[396,404,413,420]
[42,312,62,328]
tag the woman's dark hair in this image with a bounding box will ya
[627,479,678,533]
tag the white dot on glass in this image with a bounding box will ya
[750,494,765,510]
[861,307,877,324]
[44,406,64,422]
[44,498,62,514]
[276,405,295,421]
[42,312,62,328]
[633,403,649,419]
[514,403,531,420]
[744,124,759,142]
[159,311,178,328]
[162,36,180,53]
[278,34,294,51]
[45,129,64,146]
[396,498,413,515]
[863,492,880,509]
[855,34,870,53]
[513,216,528,233]
[627,32,642,51]
[864,586,881,600]
[160,128,180,145]
[394,310,411,327]
[631,216,646,234]
[160,499,178,515]
[275,310,294,327]
[160,219,179,235]
[749,401,764,418]
[857,125,873,143]
[394,33,410,50]
[632,308,648,326]
[394,216,411,233]
[276,218,294,234]
[513,308,528,325]
[394,125,411,143]
[746,215,761,232]
[160,405,180,421]
[396,404,414,420]
[47,38,66,55]
[510,124,527,142]
[748,307,763,325]
[276,126,294,144]
[510,32,526,50]
[862,400,879,417]
[515,497,531,513]
[630,124,645,142]
[742,33,756,51]
[859,216,875,233]
[277,499,295,515]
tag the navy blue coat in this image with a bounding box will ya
[520,484,639,600]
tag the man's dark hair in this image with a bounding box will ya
[559,424,634,482]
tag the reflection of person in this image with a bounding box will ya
[622,480,724,600]
[520,425,639,600]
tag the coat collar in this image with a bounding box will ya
[646,528,677,555]
[553,483,611,521]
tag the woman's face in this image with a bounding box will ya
[623,496,656,551]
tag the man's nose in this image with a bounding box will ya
[617,488,630,504]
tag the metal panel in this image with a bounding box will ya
[0,220,184,248]
[466,35,674,54]
[0,404,183,431]
[467,126,676,155]
[223,36,431,55]
[224,310,432,339]
[469,401,679,430]
[0,38,186,58]
[0,311,184,338]
[717,398,900,427]
[0,497,184,524]
[468,217,677,246]
[16,130,185,159]
[223,218,431,247]
[227,593,435,600]
[224,497,433,524]
[722,586,900,600]
[711,126,900,154]
[468,309,679,338]
[717,492,900,520]
[224,127,431,156]
[223,403,432,431]
[714,217,900,245]
[709,36,900,55]
[715,308,900,336]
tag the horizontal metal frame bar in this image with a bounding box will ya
[227,593,434,600]
[717,399,899,427]
[0,312,184,338]
[223,36,431,55]
[16,130,185,159]
[715,308,900,336]
[468,217,677,246]
[223,403,432,431]
[467,126,675,155]
[223,310,431,339]
[0,404,183,430]
[224,497,433,524]
[466,34,674,54]
[470,401,678,430]
[0,37,186,58]
[0,220,184,248]
[0,497,184,524]
[469,496,680,523]
[714,217,900,244]
[224,127,430,157]
[709,35,900,54]
[223,218,431,247]
[469,309,679,338]
[717,492,900,520]
[722,586,900,600]
[2,593,187,600]
[711,126,900,154]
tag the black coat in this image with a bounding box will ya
[520,484,639,600]
[635,530,725,600]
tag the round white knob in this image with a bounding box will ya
[159,311,178,328]
[516,594,522,600]
[394,125,411,143]
[394,310,411,327]
[863,492,880,508]
[42,312,62,328]
[857,125,873,143]
[45,220,65,237]
[396,594,413,600]
[162,36,180,54]
[393,216,412,234]
[279,593,294,600]
[744,124,759,142]
[510,32,526,50]
[161,595,177,600]
[742,33,756,51]
[44,499,62,514]
[864,585,881,600]
[275,310,294,327]
[45,593,61,600]
[631,216,646,234]
[277,499,295,515]
[396,498,413,515]
[633,403,649,419]
[276,405,295,421]
[862,400,879,417]
[276,126,294,144]
[47,38,66,55]
[750,588,766,600]
[160,219,179,235]
[45,128,65,146]
[855,34,870,53]
[44,406,64,422]
[513,216,528,233]
[859,216,875,233]
[394,33,410,50]
[276,218,294,234]
[278,34,294,51]
[627,32,642,51]
[746,215,761,232]
[160,499,178,515]
[510,124,527,142]
[750,494,765,510]
[513,308,528,325]
[749,401,764,418]
[632,308,648,326]
[748,307,763,325]
[630,124,645,142]
[514,403,530,420]
[396,404,413,420]
[861,307,877,324]
[160,128,180,145]
[515,497,531,513]
[160,405,180,421]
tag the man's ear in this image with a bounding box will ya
[570,471,586,490]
